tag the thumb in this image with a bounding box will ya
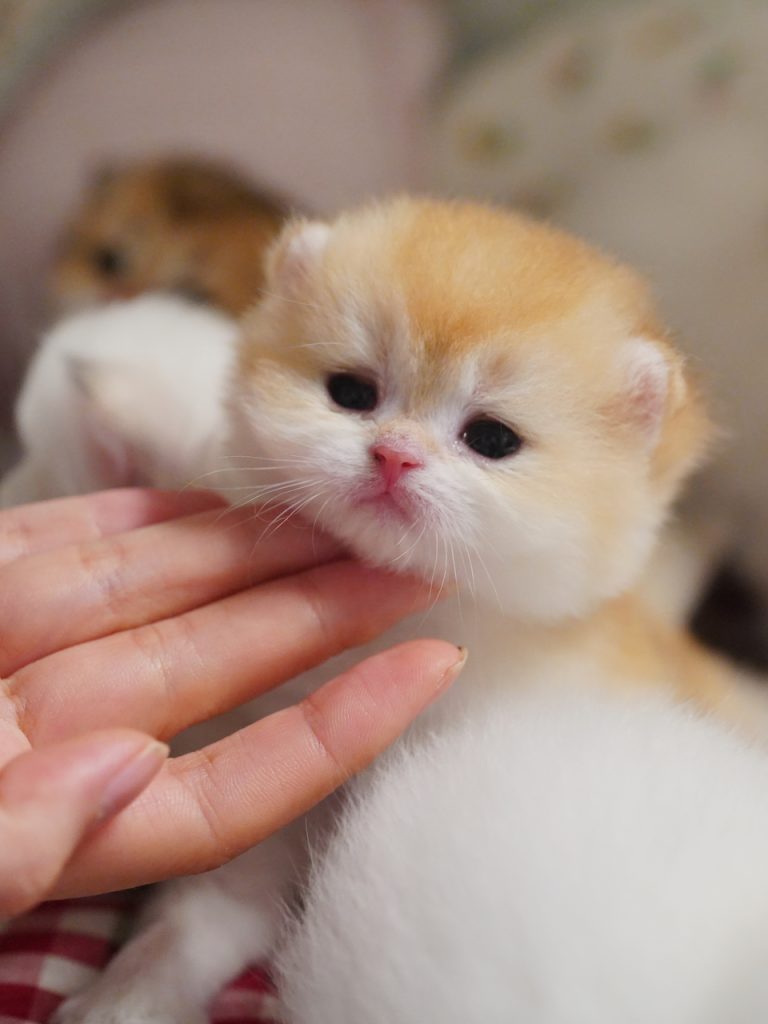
[0,730,167,917]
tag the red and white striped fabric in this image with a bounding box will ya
[0,894,278,1024]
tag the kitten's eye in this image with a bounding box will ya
[461,418,522,460]
[327,373,378,412]
[92,245,127,278]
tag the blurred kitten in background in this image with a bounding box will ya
[51,157,290,317]
[0,158,288,504]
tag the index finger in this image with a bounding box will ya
[52,640,467,897]
[0,488,224,567]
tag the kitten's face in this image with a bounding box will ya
[52,160,285,317]
[231,200,708,621]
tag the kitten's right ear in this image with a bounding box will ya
[266,220,331,294]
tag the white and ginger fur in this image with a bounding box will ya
[7,198,762,1022]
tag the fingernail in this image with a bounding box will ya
[435,645,468,693]
[96,740,169,823]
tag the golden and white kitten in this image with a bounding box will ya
[52,198,766,1023]
[52,157,289,317]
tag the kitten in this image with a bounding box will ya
[52,157,289,318]
[52,198,765,1023]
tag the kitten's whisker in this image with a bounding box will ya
[457,535,481,631]
[437,538,451,610]
[196,483,285,493]
[190,468,309,482]
[447,536,464,629]
[183,458,316,491]
[467,543,478,599]
[292,340,346,352]
[249,483,321,519]
[256,490,318,523]
[390,521,426,568]
[419,533,447,624]
[211,502,263,530]
[425,531,439,601]
[247,479,311,496]
[216,454,316,465]
[470,539,505,613]
[250,503,302,547]
[208,480,310,526]
[388,519,416,564]
[309,493,335,554]
[222,482,307,517]
[253,487,324,545]
[261,492,325,544]
[255,286,328,316]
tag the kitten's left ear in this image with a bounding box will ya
[620,336,676,448]
[617,334,712,488]
[266,219,331,295]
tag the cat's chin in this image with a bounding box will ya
[313,500,437,578]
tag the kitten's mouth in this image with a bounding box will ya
[354,488,415,523]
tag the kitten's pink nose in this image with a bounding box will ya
[371,442,423,491]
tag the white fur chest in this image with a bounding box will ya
[188,594,607,755]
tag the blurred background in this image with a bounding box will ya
[2,0,767,656]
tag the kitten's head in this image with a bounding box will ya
[231,198,710,621]
[52,158,287,316]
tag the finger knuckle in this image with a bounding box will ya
[175,751,237,865]
[0,512,36,565]
[129,616,205,734]
[298,694,347,782]
[75,537,130,627]
[295,572,342,652]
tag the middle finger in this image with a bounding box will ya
[0,506,338,676]
[10,560,435,744]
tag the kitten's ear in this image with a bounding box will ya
[619,336,675,448]
[266,220,331,294]
[617,334,712,487]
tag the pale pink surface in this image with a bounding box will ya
[0,0,447,414]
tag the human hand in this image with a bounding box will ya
[0,489,464,915]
